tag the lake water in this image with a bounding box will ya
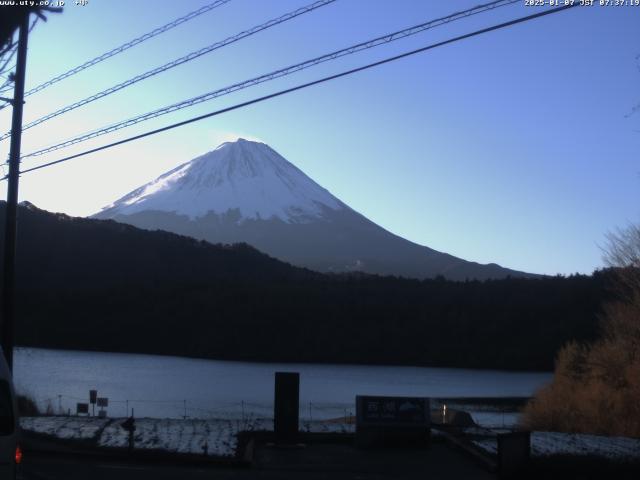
[14,347,552,421]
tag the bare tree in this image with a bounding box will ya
[603,223,640,298]
[604,223,640,269]
[0,6,61,96]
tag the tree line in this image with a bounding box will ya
[1,202,612,371]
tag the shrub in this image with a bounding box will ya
[521,274,640,437]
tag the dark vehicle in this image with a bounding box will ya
[0,349,20,479]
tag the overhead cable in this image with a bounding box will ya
[22,0,233,98]
[8,3,579,180]
[20,0,519,157]
[0,0,336,141]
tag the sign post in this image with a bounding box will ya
[89,389,97,417]
[97,397,108,418]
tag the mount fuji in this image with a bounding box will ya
[93,139,530,280]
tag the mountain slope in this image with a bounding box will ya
[94,138,532,280]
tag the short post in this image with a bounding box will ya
[121,411,136,453]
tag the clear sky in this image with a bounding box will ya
[0,0,638,276]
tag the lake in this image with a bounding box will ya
[14,347,552,422]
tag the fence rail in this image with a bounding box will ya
[28,393,355,422]
[22,393,522,429]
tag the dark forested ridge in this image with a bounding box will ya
[2,202,609,371]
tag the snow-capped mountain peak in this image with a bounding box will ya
[99,139,344,222]
[94,138,533,281]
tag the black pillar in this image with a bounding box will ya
[274,371,299,443]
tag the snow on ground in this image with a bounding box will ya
[472,431,640,462]
[23,415,638,462]
[98,418,241,457]
[20,416,109,440]
[530,432,640,460]
[20,416,355,458]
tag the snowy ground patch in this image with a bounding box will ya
[472,431,640,462]
[530,432,640,460]
[20,416,109,440]
[98,418,242,457]
[19,416,355,458]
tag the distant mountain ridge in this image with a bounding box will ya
[94,138,533,280]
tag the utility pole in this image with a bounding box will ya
[1,12,30,371]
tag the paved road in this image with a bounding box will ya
[21,442,495,480]
[22,453,235,480]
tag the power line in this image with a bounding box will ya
[19,0,519,158]
[0,0,336,141]
[7,3,579,180]
[22,0,233,98]
[14,0,515,150]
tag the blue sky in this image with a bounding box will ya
[0,0,638,275]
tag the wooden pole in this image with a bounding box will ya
[1,12,30,371]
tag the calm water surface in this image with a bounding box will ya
[14,347,552,419]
